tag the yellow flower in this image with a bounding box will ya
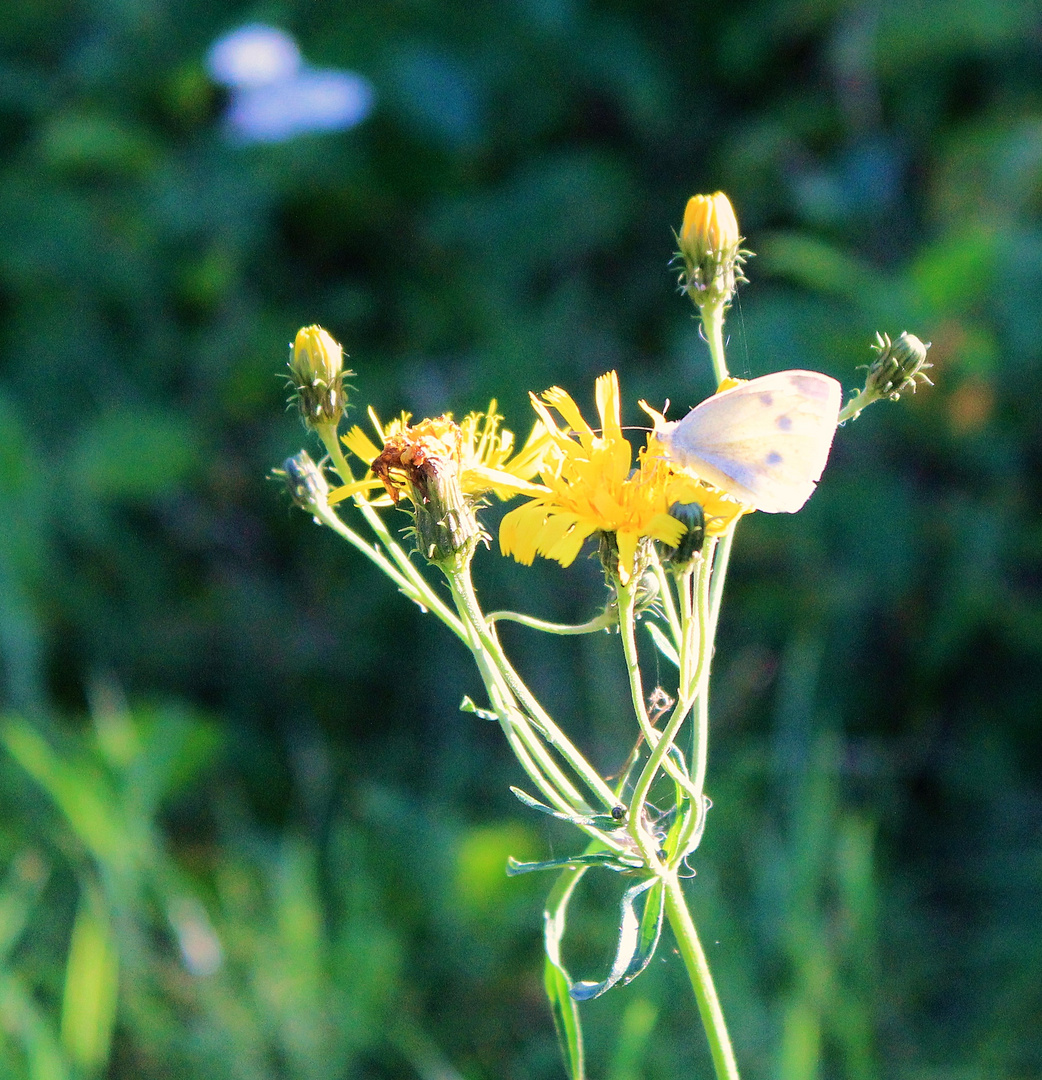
[499,372,745,583]
[338,404,550,506]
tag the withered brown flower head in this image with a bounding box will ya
[370,417,462,502]
[369,417,483,564]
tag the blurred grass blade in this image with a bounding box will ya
[1,717,129,871]
[570,877,664,1001]
[543,868,587,1080]
[0,850,49,963]
[606,997,659,1080]
[779,997,821,1080]
[60,883,119,1074]
[757,232,883,306]
[0,972,71,1080]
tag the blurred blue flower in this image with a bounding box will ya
[206,24,301,89]
[206,24,374,143]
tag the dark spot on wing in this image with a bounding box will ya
[766,451,783,466]
[758,392,774,407]
[789,375,830,399]
[776,415,793,431]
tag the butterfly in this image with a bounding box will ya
[655,370,842,513]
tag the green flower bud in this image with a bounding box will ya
[659,501,706,571]
[840,331,934,422]
[370,417,486,568]
[867,332,933,400]
[278,450,330,513]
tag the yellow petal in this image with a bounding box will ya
[536,511,582,556]
[500,504,543,564]
[329,478,391,505]
[645,513,687,546]
[594,371,622,443]
[615,530,640,583]
[542,386,594,445]
[465,465,550,499]
[544,517,594,568]
[343,426,381,465]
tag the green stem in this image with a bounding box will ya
[699,302,730,386]
[652,557,683,653]
[449,584,611,840]
[316,424,462,633]
[615,581,700,869]
[672,545,716,861]
[451,570,620,811]
[838,389,878,424]
[663,874,741,1080]
[626,548,716,868]
[308,501,466,642]
[706,528,734,648]
[628,557,711,850]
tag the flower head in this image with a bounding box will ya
[287,325,352,428]
[338,406,550,565]
[342,404,550,504]
[366,415,484,564]
[500,372,745,584]
[675,191,746,310]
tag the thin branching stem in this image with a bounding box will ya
[308,502,467,642]
[629,554,711,861]
[451,569,621,811]
[316,423,464,634]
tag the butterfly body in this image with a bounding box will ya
[657,370,842,513]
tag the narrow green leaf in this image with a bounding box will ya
[510,787,621,829]
[758,231,883,307]
[507,852,636,876]
[543,868,587,1080]
[0,850,49,963]
[570,877,665,1001]
[645,622,679,668]
[1,718,131,872]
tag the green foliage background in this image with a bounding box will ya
[1,1,1041,1077]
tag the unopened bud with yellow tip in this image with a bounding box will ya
[287,325,352,429]
[840,331,934,422]
[675,192,746,310]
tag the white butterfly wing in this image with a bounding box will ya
[659,370,841,513]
